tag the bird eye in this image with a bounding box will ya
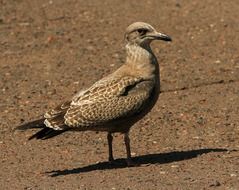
[137,29,147,36]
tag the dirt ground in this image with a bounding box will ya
[0,0,239,189]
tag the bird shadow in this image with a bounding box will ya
[46,148,232,177]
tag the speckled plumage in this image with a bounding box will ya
[17,22,171,166]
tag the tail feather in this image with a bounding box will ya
[16,117,67,140]
[15,118,45,131]
[28,127,67,140]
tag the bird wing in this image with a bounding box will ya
[42,76,143,130]
[43,100,71,130]
[64,76,155,128]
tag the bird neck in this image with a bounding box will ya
[126,43,152,63]
[124,43,159,79]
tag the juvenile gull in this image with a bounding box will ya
[16,22,171,166]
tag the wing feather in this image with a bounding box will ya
[43,100,71,130]
[64,76,154,128]
[43,76,154,130]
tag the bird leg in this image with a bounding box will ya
[124,132,138,166]
[107,132,114,162]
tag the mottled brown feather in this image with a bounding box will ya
[43,100,71,129]
[64,77,154,128]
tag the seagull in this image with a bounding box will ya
[16,22,171,166]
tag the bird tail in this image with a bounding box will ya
[28,127,67,140]
[15,118,45,131]
[15,118,68,140]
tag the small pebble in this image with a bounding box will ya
[209,180,221,187]
[131,152,136,156]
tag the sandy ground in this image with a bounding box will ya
[0,0,239,189]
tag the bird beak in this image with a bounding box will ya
[148,32,172,42]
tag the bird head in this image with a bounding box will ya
[125,22,172,46]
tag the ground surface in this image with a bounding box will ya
[0,0,239,189]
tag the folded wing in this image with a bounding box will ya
[64,76,155,128]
